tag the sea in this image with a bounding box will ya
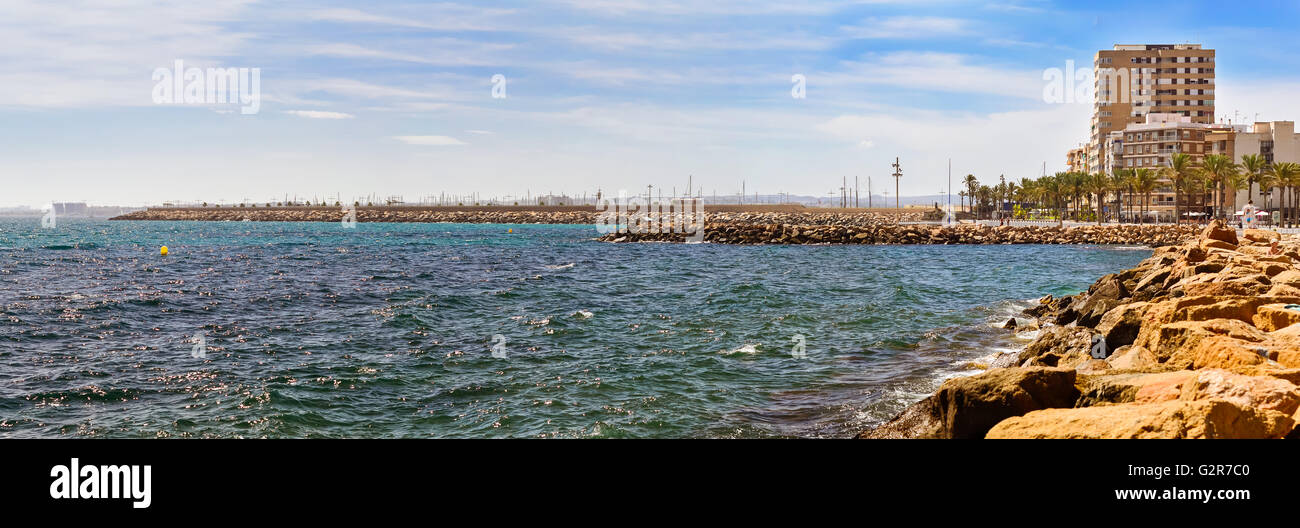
[0,219,1150,438]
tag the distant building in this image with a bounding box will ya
[53,202,89,216]
[1066,147,1088,173]
[1207,121,1300,208]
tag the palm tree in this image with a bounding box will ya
[1084,172,1109,224]
[1241,153,1265,206]
[1271,162,1300,227]
[1167,153,1194,224]
[1200,154,1237,220]
[1135,168,1159,225]
[1225,170,1248,223]
[958,190,967,213]
[963,174,979,214]
[1258,169,1279,216]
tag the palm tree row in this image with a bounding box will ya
[960,155,1300,225]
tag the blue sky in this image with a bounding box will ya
[3,0,1298,207]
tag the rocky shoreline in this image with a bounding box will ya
[602,222,1199,246]
[861,221,1300,439]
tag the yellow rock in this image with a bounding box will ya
[1253,304,1300,332]
[985,399,1294,439]
[1191,336,1267,370]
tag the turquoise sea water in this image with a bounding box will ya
[0,219,1150,438]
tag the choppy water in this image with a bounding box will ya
[0,219,1149,438]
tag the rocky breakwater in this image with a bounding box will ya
[110,207,599,224]
[602,221,1198,246]
[862,221,1300,439]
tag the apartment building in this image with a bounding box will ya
[1111,113,1223,221]
[1090,44,1215,170]
[1066,146,1088,173]
[1207,121,1300,208]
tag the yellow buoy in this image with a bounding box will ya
[508,228,513,233]
[160,246,169,256]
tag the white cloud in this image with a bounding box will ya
[285,110,355,119]
[307,6,516,31]
[818,52,1045,100]
[393,135,467,146]
[841,16,970,39]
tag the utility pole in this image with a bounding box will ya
[891,157,903,209]
[868,176,873,208]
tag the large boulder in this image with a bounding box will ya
[1190,335,1268,370]
[1145,318,1267,368]
[985,400,1294,439]
[1180,369,1300,417]
[860,367,1079,439]
[1201,220,1239,246]
[1106,345,1159,370]
[1254,304,1300,332]
[1243,229,1280,244]
[1018,326,1094,367]
[1095,302,1150,349]
[1072,275,1131,327]
[1076,371,1193,406]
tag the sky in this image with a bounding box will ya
[2,0,1299,207]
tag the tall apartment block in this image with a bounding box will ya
[1089,44,1215,171]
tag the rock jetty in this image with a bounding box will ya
[861,221,1300,439]
[109,206,922,226]
[110,207,599,224]
[602,222,1198,246]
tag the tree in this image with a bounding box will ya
[1134,168,1158,225]
[1241,153,1265,206]
[1167,153,1193,224]
[1200,154,1238,220]
[963,174,979,214]
[1084,172,1109,224]
[1270,162,1300,227]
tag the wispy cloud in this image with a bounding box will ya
[841,16,971,39]
[285,110,355,119]
[393,135,467,146]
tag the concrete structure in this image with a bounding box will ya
[1207,121,1300,210]
[1090,44,1215,171]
